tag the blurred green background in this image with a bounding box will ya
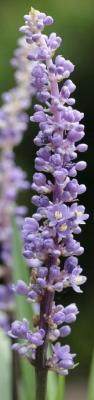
[0,0,94,382]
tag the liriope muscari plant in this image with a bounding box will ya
[9,8,89,400]
[0,32,41,330]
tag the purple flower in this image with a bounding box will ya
[0,18,39,329]
[48,342,76,374]
[14,280,28,296]
[0,314,9,332]
[9,318,45,352]
[10,7,88,381]
[9,319,29,339]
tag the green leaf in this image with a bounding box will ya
[47,371,65,400]
[12,218,35,400]
[12,217,31,320]
[87,351,94,400]
[47,371,57,400]
[20,359,35,400]
[0,328,12,400]
[56,375,65,400]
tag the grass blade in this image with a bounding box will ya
[47,371,57,400]
[87,351,94,400]
[12,218,35,400]
[0,328,12,400]
[56,375,65,400]
[12,217,31,319]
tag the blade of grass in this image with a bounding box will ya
[87,351,94,400]
[0,328,12,400]
[47,371,57,400]
[12,217,35,400]
[12,217,31,319]
[56,375,65,400]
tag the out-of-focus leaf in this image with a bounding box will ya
[47,372,65,400]
[12,217,31,320]
[12,218,35,400]
[56,375,65,400]
[20,359,35,400]
[87,351,94,400]
[47,371,57,400]
[0,329,12,400]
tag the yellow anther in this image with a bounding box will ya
[55,211,62,220]
[75,276,81,285]
[75,211,82,218]
[59,223,67,232]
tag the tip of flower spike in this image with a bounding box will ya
[29,7,42,19]
[29,7,37,15]
[28,7,54,26]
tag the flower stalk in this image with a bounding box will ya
[9,8,89,400]
[0,21,40,400]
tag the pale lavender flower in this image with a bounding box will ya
[10,7,88,392]
[0,24,43,326]
[0,313,9,332]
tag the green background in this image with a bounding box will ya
[0,0,94,380]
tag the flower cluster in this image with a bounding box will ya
[9,8,88,377]
[10,303,78,369]
[0,31,40,328]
